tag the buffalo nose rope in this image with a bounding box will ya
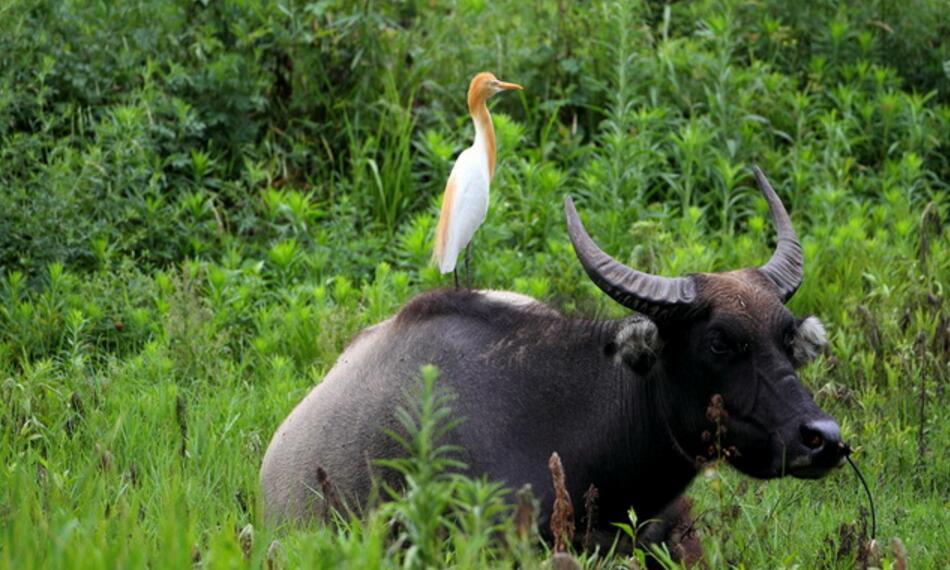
[841,443,876,539]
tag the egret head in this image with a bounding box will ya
[468,72,522,108]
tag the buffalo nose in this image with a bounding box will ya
[800,419,843,457]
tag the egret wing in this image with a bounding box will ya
[433,148,490,273]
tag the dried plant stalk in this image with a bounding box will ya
[175,394,188,459]
[316,466,345,523]
[266,539,283,570]
[891,537,908,570]
[513,484,538,541]
[238,524,254,561]
[581,484,599,552]
[667,497,703,566]
[548,452,575,553]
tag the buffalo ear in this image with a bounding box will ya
[614,315,663,374]
[792,316,828,367]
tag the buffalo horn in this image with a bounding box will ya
[753,166,803,302]
[564,196,697,320]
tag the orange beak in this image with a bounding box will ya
[495,80,523,91]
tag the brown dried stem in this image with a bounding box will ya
[316,466,345,523]
[548,452,575,553]
[581,484,599,552]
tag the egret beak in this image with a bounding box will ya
[495,80,523,91]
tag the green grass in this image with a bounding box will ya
[1,0,948,567]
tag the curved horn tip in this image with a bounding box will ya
[751,165,776,194]
[564,195,581,227]
[751,165,804,302]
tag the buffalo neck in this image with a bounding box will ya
[568,318,700,521]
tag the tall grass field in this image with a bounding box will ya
[1,0,948,568]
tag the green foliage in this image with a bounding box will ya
[1,0,948,567]
[377,365,465,567]
[372,365,515,568]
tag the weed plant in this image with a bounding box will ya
[1,0,948,567]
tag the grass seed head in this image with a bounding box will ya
[548,452,575,553]
[548,552,581,570]
[891,537,908,570]
[238,524,254,561]
[266,539,283,570]
[513,483,538,541]
[581,484,599,552]
[96,443,113,471]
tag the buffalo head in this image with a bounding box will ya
[565,167,846,479]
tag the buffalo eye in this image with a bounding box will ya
[782,329,795,354]
[708,334,732,356]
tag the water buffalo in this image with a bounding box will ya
[260,167,846,553]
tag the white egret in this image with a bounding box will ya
[432,72,522,287]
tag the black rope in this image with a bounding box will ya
[845,453,876,539]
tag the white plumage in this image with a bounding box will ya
[433,72,522,285]
[435,147,490,274]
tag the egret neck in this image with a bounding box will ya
[468,84,497,179]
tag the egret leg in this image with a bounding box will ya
[464,243,472,289]
[453,268,460,289]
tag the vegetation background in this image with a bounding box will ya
[1,0,947,567]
